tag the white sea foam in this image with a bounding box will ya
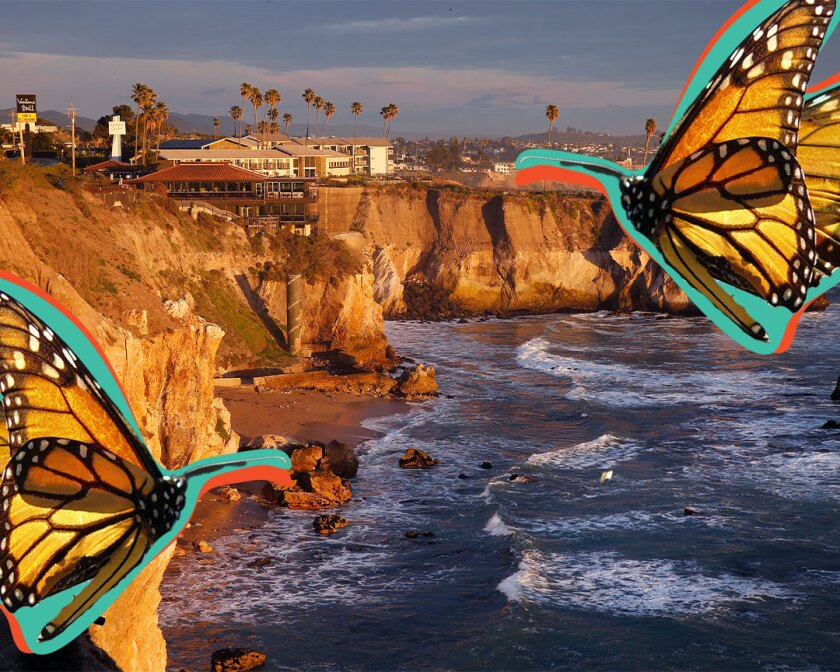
[526,434,639,470]
[498,550,791,617]
[484,512,513,537]
[516,336,781,408]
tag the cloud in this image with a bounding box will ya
[201,87,226,95]
[323,15,475,33]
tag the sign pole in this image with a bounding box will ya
[67,104,77,176]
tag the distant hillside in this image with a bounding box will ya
[1,108,97,132]
[514,129,652,147]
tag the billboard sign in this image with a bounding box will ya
[16,94,36,125]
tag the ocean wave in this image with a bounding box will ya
[515,336,780,408]
[484,512,514,537]
[526,434,639,470]
[498,550,791,617]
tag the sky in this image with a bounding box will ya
[1,0,839,138]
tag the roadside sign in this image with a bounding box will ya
[16,95,36,125]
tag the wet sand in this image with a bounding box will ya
[175,387,411,549]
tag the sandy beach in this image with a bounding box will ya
[173,387,411,550]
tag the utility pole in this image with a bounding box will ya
[67,104,77,176]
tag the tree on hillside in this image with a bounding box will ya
[424,137,461,171]
[154,100,169,153]
[643,117,657,166]
[131,83,150,160]
[323,101,335,136]
[380,103,399,139]
[302,88,316,145]
[230,105,242,139]
[545,104,559,144]
[351,101,363,139]
[250,87,263,145]
[283,112,293,135]
[239,82,253,141]
[313,96,324,138]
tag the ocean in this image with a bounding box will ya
[160,305,840,671]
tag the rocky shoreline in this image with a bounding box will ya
[162,379,437,671]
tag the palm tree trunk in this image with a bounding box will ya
[305,107,311,145]
[643,133,651,166]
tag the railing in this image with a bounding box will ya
[183,200,241,221]
[245,214,319,228]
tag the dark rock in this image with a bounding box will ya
[246,557,272,568]
[683,508,702,516]
[325,440,359,478]
[211,648,266,672]
[480,461,492,469]
[313,514,349,535]
[399,447,441,469]
[822,420,840,429]
[832,376,840,401]
[422,531,435,537]
[509,473,534,483]
[405,530,419,538]
[457,473,470,479]
[458,318,469,323]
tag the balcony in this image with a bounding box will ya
[245,214,320,228]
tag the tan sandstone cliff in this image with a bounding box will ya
[318,183,693,318]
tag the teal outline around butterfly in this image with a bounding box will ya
[0,272,292,654]
[516,0,840,355]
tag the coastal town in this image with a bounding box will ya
[1,83,654,237]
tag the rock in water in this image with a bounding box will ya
[684,508,702,516]
[399,448,441,469]
[480,461,492,469]
[822,420,840,429]
[326,440,359,478]
[313,514,349,535]
[195,540,213,553]
[509,473,534,483]
[832,376,840,401]
[211,648,266,672]
[291,444,324,472]
[395,364,439,397]
[217,485,242,502]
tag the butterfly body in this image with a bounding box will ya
[516,0,839,352]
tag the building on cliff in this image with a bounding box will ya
[308,137,394,176]
[128,161,318,234]
[157,144,351,178]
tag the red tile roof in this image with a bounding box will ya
[129,162,266,183]
[83,159,138,173]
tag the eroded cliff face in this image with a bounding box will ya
[319,184,693,318]
[0,167,390,671]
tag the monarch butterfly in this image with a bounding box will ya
[0,272,293,654]
[799,81,840,267]
[516,0,839,353]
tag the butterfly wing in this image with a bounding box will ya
[654,0,834,172]
[0,293,157,476]
[643,137,816,337]
[799,84,840,270]
[0,438,183,641]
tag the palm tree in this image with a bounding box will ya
[155,101,169,153]
[283,112,293,135]
[302,88,316,144]
[131,83,149,161]
[230,105,242,139]
[384,103,399,139]
[643,117,657,166]
[239,82,253,141]
[265,88,281,125]
[380,106,388,137]
[270,120,280,136]
[250,87,263,145]
[213,116,220,139]
[351,101,363,139]
[245,124,252,136]
[323,101,335,136]
[313,96,324,138]
[140,87,157,164]
[545,104,559,144]
[257,120,269,138]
